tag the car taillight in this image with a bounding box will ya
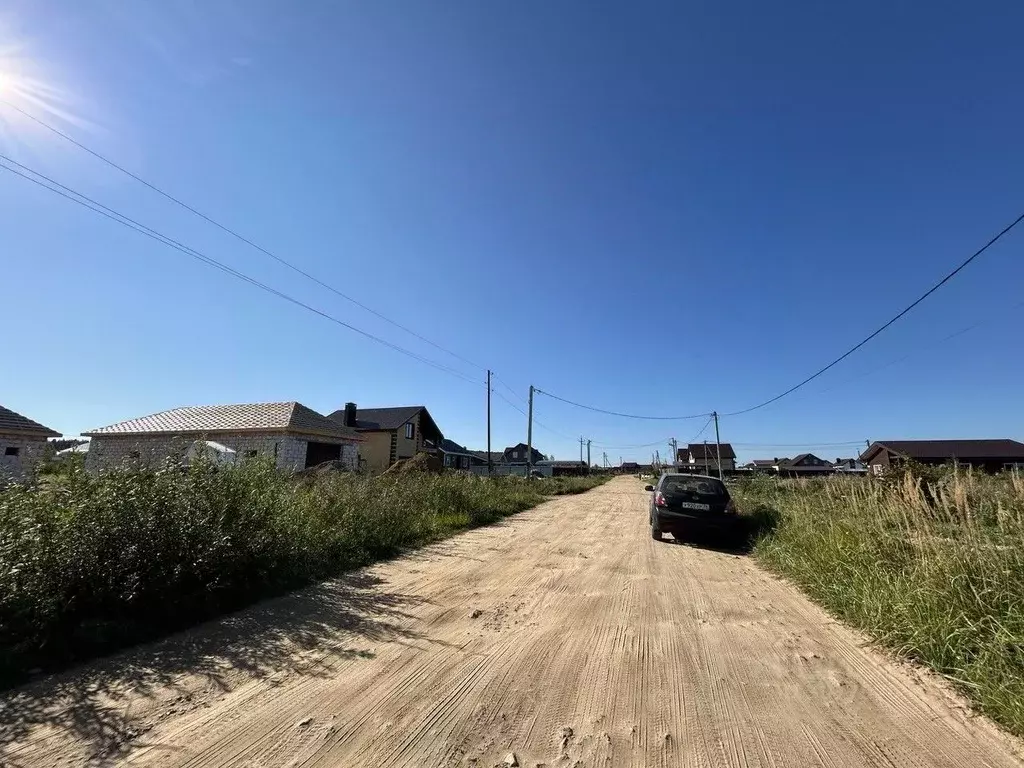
[655,492,668,507]
[725,498,737,514]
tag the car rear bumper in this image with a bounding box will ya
[654,510,737,532]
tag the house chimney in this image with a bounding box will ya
[773,457,778,463]
[344,402,357,428]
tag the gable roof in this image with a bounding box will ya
[862,439,1024,462]
[328,405,443,441]
[469,450,506,464]
[0,405,60,437]
[84,402,361,440]
[344,406,422,430]
[746,459,777,467]
[686,442,737,460]
[439,439,475,456]
[787,453,830,467]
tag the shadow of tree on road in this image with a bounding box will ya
[0,571,421,765]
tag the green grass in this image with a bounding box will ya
[732,470,1024,736]
[0,460,607,685]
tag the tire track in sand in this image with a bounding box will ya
[2,479,1022,768]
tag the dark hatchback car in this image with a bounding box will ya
[645,473,738,542]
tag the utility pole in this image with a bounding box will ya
[579,436,585,464]
[486,370,492,475]
[713,410,723,480]
[669,438,678,470]
[586,439,592,467]
[603,452,609,469]
[526,385,534,478]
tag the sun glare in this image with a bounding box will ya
[0,37,87,149]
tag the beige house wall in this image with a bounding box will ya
[358,412,431,472]
[359,432,393,472]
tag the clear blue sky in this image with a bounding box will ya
[3,1,1023,463]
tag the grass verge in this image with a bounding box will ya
[732,470,1024,736]
[0,461,607,686]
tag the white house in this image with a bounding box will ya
[84,402,363,473]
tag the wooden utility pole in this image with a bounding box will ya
[669,437,678,470]
[579,436,585,463]
[526,385,534,478]
[486,370,492,475]
[586,439,592,467]
[713,410,723,480]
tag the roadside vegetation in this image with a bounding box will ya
[732,469,1024,736]
[0,460,607,686]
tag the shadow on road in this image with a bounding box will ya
[0,571,421,764]
[669,504,781,556]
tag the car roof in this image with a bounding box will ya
[659,472,721,481]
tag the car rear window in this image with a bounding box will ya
[660,476,727,498]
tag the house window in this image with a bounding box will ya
[462,456,469,468]
[405,423,415,440]
[3,446,19,457]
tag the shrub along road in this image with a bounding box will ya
[2,477,1021,767]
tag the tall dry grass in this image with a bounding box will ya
[0,459,607,685]
[733,470,1024,735]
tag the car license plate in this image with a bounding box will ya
[679,501,710,511]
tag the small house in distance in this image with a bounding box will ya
[678,443,737,474]
[0,404,61,479]
[833,457,867,474]
[84,402,362,473]
[777,454,833,477]
[861,440,1024,475]
[329,403,443,472]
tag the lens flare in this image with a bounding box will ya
[0,35,87,150]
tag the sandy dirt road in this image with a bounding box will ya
[2,477,1021,767]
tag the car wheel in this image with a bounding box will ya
[651,521,662,540]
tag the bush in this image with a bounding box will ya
[732,470,1024,736]
[0,461,607,685]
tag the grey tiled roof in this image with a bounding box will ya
[0,405,60,437]
[84,402,361,440]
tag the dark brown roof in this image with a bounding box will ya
[786,453,831,467]
[686,443,737,460]
[0,405,60,437]
[328,406,443,442]
[84,402,361,441]
[862,440,1024,462]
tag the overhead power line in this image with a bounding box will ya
[689,415,715,443]
[493,374,530,405]
[0,99,484,373]
[815,298,1024,397]
[721,208,1024,417]
[493,390,575,441]
[535,389,711,421]
[0,155,483,386]
[590,438,671,450]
